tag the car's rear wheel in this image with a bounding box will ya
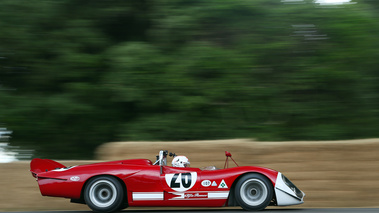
[235,173,273,211]
[84,176,124,213]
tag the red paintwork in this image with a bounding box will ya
[30,158,278,207]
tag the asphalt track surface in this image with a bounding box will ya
[6,209,379,213]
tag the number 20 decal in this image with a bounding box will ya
[165,172,197,192]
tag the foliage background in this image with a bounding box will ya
[1,0,378,159]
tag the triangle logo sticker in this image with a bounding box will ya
[218,179,228,188]
[212,181,217,186]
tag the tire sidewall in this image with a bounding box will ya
[84,176,124,213]
[235,173,273,211]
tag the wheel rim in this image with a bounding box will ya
[240,179,268,206]
[89,180,117,208]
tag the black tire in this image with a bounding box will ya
[235,173,273,211]
[84,176,124,213]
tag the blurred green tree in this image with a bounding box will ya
[1,0,379,159]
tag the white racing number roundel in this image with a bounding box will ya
[165,172,197,192]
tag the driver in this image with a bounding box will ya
[171,156,190,167]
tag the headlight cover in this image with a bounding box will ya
[274,172,305,206]
[281,174,304,199]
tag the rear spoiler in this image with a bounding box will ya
[30,158,66,177]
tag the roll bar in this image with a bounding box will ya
[224,151,239,169]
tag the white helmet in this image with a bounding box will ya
[172,156,190,167]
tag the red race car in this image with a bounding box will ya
[30,150,305,212]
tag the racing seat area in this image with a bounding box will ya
[201,166,219,170]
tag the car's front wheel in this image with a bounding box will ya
[235,173,273,211]
[84,176,124,213]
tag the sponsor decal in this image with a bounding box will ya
[218,179,228,188]
[201,180,211,187]
[70,176,80,181]
[212,181,217,186]
[165,172,197,192]
[184,192,208,199]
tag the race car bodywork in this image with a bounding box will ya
[30,150,304,212]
